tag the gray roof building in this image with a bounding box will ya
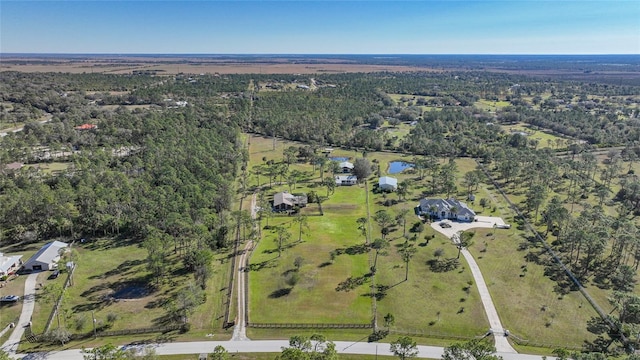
[22,241,68,271]
[418,198,476,221]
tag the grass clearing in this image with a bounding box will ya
[24,162,71,174]
[500,122,571,149]
[23,236,231,350]
[249,185,371,324]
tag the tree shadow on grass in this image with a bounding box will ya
[248,258,278,272]
[89,259,145,280]
[333,244,369,256]
[336,273,372,292]
[269,288,292,298]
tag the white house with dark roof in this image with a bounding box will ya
[22,241,68,271]
[0,253,22,276]
[335,175,358,186]
[417,198,476,222]
[378,176,398,191]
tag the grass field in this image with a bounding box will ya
[248,185,372,324]
[474,99,511,113]
[23,237,231,350]
[24,162,71,174]
[500,122,571,149]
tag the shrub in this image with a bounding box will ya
[106,312,119,323]
[74,314,87,331]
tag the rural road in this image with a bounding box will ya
[230,193,258,341]
[2,273,39,354]
[231,240,252,342]
[431,219,517,354]
[16,340,556,360]
[0,117,52,137]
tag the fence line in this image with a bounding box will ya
[44,245,76,333]
[475,160,626,346]
[247,323,372,329]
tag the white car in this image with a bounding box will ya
[0,295,20,302]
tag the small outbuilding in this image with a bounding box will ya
[378,176,398,191]
[22,241,68,271]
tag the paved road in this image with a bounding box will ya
[2,273,39,354]
[0,117,52,137]
[18,340,555,360]
[431,220,517,354]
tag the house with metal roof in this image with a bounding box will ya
[335,175,358,186]
[22,241,68,271]
[417,198,476,222]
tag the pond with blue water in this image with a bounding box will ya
[388,161,414,174]
[330,157,349,162]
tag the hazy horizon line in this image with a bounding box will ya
[2,53,639,56]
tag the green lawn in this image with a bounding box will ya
[249,185,371,324]
[28,237,230,338]
[24,162,71,174]
[500,122,570,149]
[475,99,510,112]
[467,227,598,348]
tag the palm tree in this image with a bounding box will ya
[293,213,309,242]
[356,217,368,242]
[371,238,389,271]
[398,241,417,281]
[396,208,411,237]
[275,226,291,258]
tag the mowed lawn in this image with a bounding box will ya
[375,231,488,337]
[249,185,372,324]
[467,227,598,348]
[29,237,229,337]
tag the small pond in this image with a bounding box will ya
[388,161,414,174]
[330,157,349,162]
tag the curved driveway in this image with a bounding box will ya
[431,217,517,353]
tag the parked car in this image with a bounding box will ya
[0,295,20,303]
[496,224,511,229]
[48,270,60,279]
[439,222,452,228]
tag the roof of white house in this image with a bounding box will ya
[0,253,22,274]
[339,161,354,169]
[419,198,476,217]
[379,176,398,187]
[24,241,68,267]
[335,175,358,182]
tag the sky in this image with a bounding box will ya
[1,1,639,54]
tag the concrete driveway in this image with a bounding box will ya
[430,216,507,238]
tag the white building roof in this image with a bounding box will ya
[23,241,68,268]
[379,176,398,187]
[339,161,354,169]
[0,253,22,274]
